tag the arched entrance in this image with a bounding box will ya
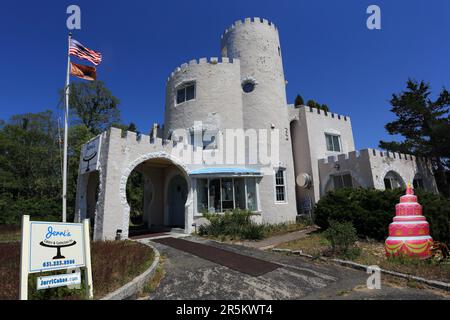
[85,171,99,236]
[120,153,191,238]
[167,174,188,228]
[384,171,405,190]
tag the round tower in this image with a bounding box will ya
[164,57,243,138]
[221,18,297,223]
[220,17,288,131]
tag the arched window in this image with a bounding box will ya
[384,171,404,190]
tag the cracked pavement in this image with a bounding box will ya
[145,236,449,300]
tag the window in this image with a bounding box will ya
[325,133,341,152]
[196,177,258,213]
[176,82,195,105]
[384,171,403,190]
[202,131,217,150]
[190,130,218,150]
[197,179,208,212]
[332,173,352,190]
[221,178,234,210]
[234,178,246,210]
[275,168,286,202]
[246,177,257,210]
[242,80,256,93]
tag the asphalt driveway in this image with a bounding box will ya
[144,236,449,300]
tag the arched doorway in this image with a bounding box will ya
[121,155,191,238]
[126,168,155,234]
[85,171,99,236]
[167,174,188,228]
[384,171,405,190]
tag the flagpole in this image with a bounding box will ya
[62,32,72,223]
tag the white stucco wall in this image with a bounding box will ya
[165,57,243,136]
[289,106,355,203]
[220,17,297,222]
[74,17,439,241]
[318,148,438,195]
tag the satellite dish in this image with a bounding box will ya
[296,173,312,188]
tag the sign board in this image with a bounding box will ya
[29,221,85,273]
[37,272,81,290]
[20,216,93,300]
[79,135,101,174]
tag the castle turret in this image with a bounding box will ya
[164,57,244,138]
[220,18,288,131]
[221,18,297,221]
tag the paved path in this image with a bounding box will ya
[144,236,449,300]
[239,226,319,250]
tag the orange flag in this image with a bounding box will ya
[70,62,96,81]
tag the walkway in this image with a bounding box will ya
[240,226,319,250]
[143,236,449,300]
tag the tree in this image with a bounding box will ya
[379,79,450,196]
[294,95,304,107]
[321,104,329,112]
[127,122,137,132]
[0,111,62,224]
[0,81,125,225]
[65,80,121,135]
[306,99,317,108]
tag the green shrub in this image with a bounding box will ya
[199,209,264,240]
[323,220,358,255]
[315,188,450,243]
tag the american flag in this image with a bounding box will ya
[69,38,102,65]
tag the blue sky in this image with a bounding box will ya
[0,0,449,150]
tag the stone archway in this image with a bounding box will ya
[75,166,104,240]
[119,152,192,238]
[383,170,405,190]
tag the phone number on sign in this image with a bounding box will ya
[42,259,75,268]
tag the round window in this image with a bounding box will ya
[242,81,256,93]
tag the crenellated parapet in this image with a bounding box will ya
[367,148,431,164]
[318,150,366,165]
[166,57,240,83]
[318,148,431,166]
[304,105,350,122]
[107,126,184,149]
[221,17,278,39]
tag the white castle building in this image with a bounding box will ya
[75,18,438,241]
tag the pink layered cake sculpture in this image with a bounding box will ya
[385,184,433,259]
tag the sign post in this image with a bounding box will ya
[19,215,30,300]
[19,215,93,300]
[83,218,94,299]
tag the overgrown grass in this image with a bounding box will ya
[277,232,450,283]
[0,240,154,300]
[139,255,166,299]
[198,209,311,241]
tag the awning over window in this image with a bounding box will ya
[189,167,261,176]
